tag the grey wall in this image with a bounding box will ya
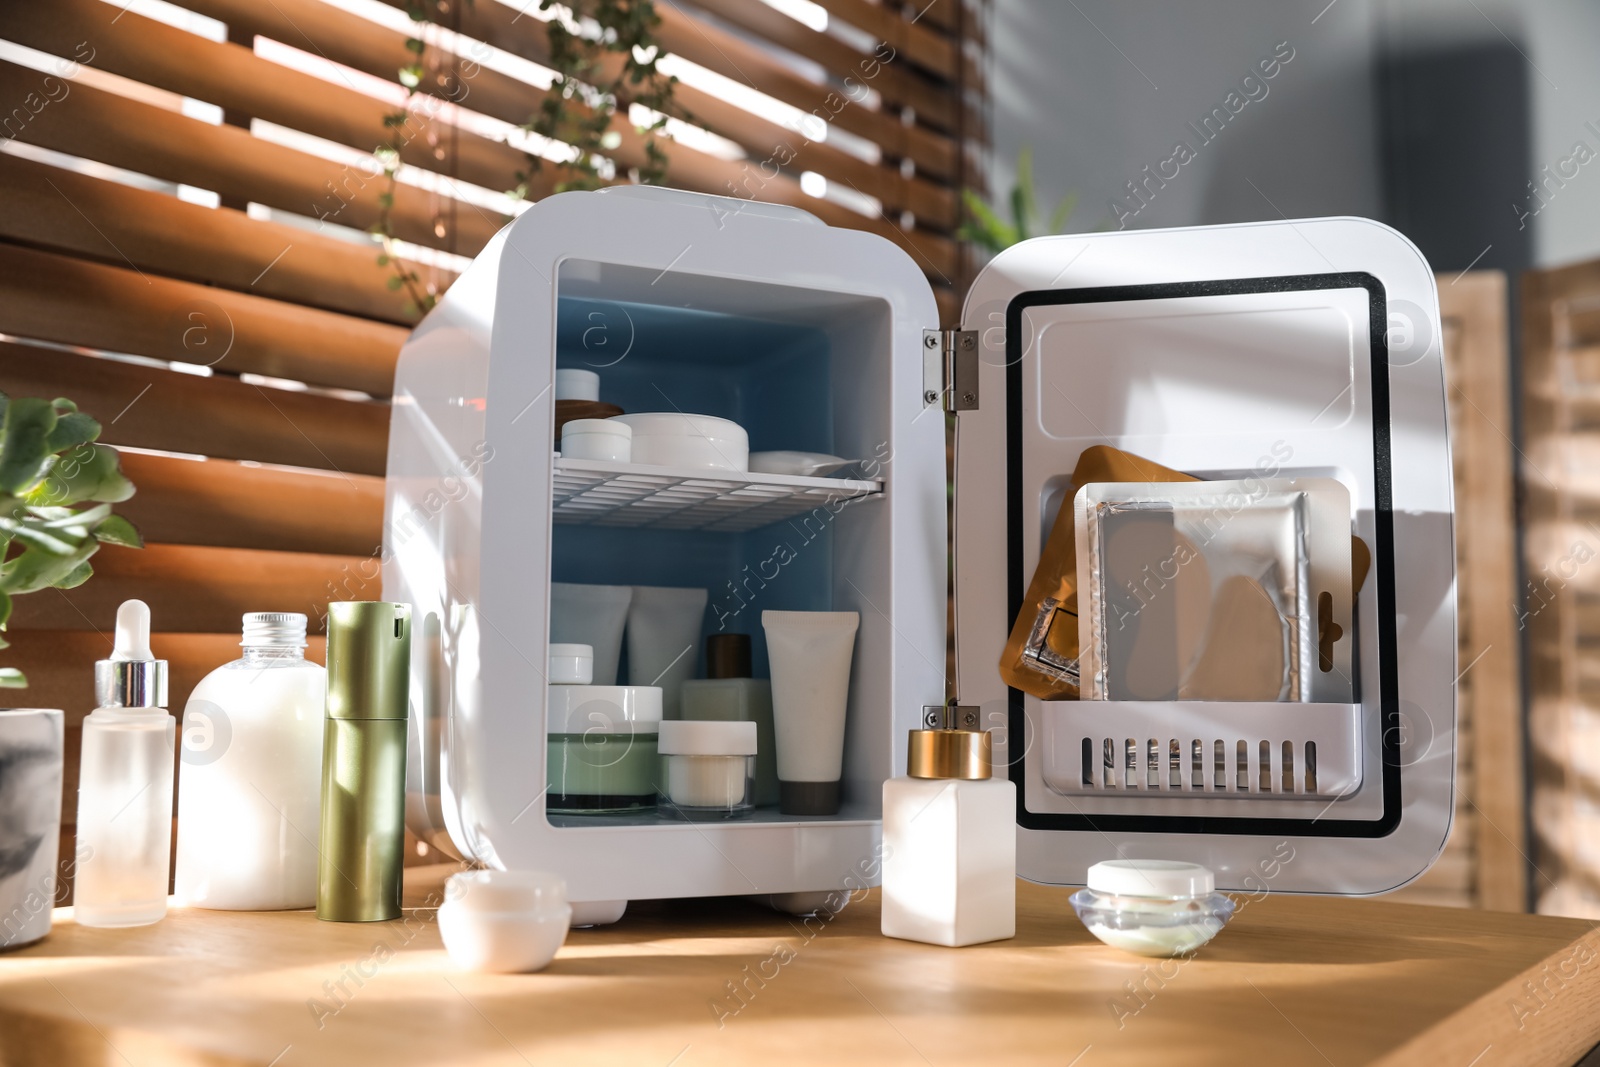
[990,0,1600,270]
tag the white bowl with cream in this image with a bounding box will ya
[438,870,572,973]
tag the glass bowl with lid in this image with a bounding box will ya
[1070,859,1236,957]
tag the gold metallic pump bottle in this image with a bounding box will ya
[318,601,411,922]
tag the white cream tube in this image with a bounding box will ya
[627,586,708,718]
[550,584,632,686]
[761,610,859,816]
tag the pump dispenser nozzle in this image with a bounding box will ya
[95,598,168,707]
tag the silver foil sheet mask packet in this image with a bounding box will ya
[1074,479,1354,703]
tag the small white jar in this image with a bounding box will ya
[555,368,601,402]
[548,643,594,685]
[1069,859,1236,957]
[657,720,756,818]
[438,869,571,973]
[560,418,631,462]
[610,413,749,471]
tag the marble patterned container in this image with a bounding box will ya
[0,708,64,950]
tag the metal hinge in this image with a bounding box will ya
[923,703,981,730]
[922,329,979,412]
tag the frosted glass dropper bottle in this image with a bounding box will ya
[175,612,327,910]
[75,599,175,928]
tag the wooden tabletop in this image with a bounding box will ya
[1,867,1598,1067]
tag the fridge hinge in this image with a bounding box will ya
[923,704,981,730]
[922,329,979,412]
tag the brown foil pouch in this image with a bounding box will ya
[996,446,1372,701]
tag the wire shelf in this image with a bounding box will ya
[551,457,884,533]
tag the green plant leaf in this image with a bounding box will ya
[0,588,10,629]
[1014,145,1037,242]
[92,514,143,548]
[1049,191,1079,236]
[56,559,94,589]
[0,515,84,556]
[958,188,1017,253]
[0,538,98,595]
[24,443,135,506]
[35,502,110,529]
[45,410,101,453]
[0,397,56,495]
[0,667,25,688]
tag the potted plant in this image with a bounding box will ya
[0,394,142,687]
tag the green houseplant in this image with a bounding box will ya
[958,147,1079,253]
[0,395,142,686]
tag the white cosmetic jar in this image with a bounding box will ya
[1069,860,1236,958]
[548,643,594,685]
[559,418,631,463]
[656,719,757,818]
[610,413,749,471]
[438,870,572,973]
[555,368,601,402]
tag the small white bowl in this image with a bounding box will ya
[748,451,854,477]
[439,870,571,973]
[555,368,600,402]
[611,413,749,471]
[560,418,631,462]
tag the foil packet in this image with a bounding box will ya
[1074,479,1354,703]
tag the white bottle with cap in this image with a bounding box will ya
[881,714,1016,947]
[75,599,176,927]
[174,613,328,910]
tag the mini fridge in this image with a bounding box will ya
[385,185,1455,917]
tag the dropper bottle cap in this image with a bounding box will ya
[94,599,169,708]
[906,704,991,780]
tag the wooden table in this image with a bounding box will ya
[2,868,1597,1067]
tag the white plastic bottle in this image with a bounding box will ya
[75,600,175,928]
[881,721,1016,948]
[175,613,327,910]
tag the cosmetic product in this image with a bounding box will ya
[761,610,858,816]
[680,633,777,805]
[555,367,600,402]
[553,400,624,447]
[546,684,662,814]
[881,717,1015,947]
[656,720,756,818]
[1075,478,1353,702]
[438,869,571,973]
[550,583,632,686]
[0,708,63,949]
[747,451,854,477]
[318,601,410,923]
[75,600,174,928]
[1069,859,1235,957]
[610,413,749,471]
[548,643,594,685]
[175,613,327,911]
[559,417,631,463]
[626,586,707,719]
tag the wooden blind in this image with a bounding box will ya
[1522,256,1600,919]
[0,0,988,866]
[1386,271,1525,912]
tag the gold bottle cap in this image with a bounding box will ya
[906,729,992,780]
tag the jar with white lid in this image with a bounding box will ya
[548,643,593,685]
[559,418,631,462]
[1069,859,1236,957]
[546,685,662,814]
[656,719,756,818]
[610,412,749,471]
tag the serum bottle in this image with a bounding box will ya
[881,708,1015,947]
[75,600,175,928]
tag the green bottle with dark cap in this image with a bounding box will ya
[317,601,411,922]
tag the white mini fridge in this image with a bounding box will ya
[385,185,1456,917]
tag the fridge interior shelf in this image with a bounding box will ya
[550,456,884,533]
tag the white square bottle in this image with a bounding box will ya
[881,715,1016,947]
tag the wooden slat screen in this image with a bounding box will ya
[1521,256,1600,919]
[0,0,987,876]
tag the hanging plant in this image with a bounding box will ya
[370,0,681,314]
[517,0,679,196]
